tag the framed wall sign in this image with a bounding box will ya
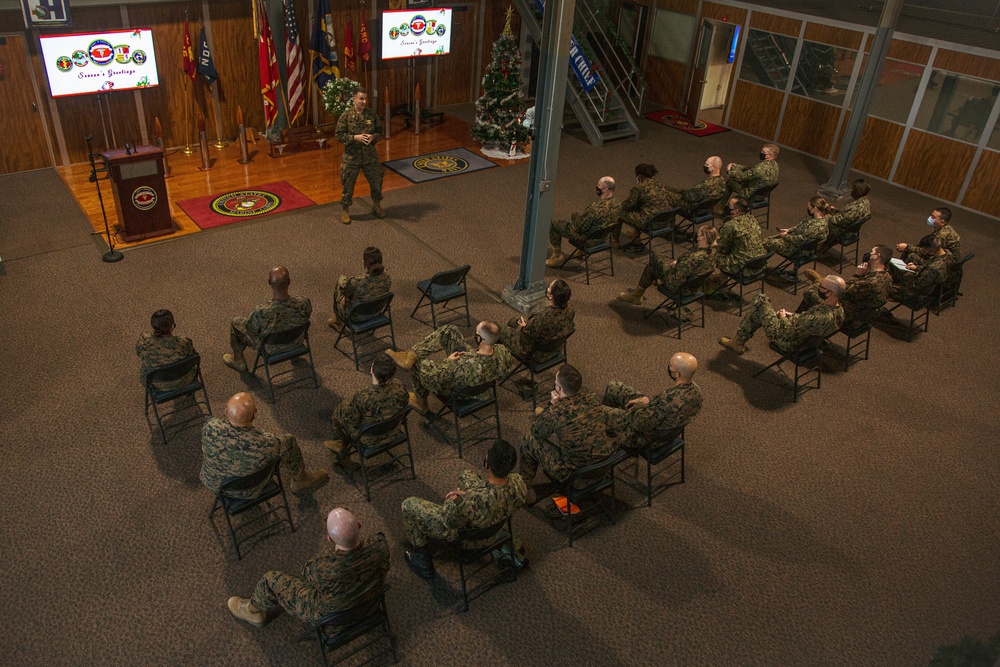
[21,1,72,29]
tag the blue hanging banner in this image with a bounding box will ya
[532,0,599,93]
[20,0,72,29]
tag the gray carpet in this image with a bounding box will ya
[0,118,997,666]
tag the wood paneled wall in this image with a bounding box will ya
[702,2,745,25]
[778,96,841,158]
[749,11,800,37]
[961,149,1000,218]
[894,129,977,202]
[803,22,862,51]
[886,38,932,64]
[845,115,905,180]
[644,55,686,110]
[727,80,782,139]
[933,48,1000,81]
[655,0,697,14]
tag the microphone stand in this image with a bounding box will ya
[86,134,124,263]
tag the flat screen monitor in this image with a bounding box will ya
[39,28,160,98]
[381,8,452,60]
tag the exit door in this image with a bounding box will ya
[0,34,53,173]
[685,19,740,123]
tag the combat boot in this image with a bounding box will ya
[386,348,417,371]
[802,268,823,284]
[408,391,429,415]
[290,469,328,493]
[222,352,248,373]
[718,336,747,355]
[228,597,267,628]
[618,287,645,305]
[324,439,345,454]
[403,545,436,580]
[326,316,344,331]
[341,205,351,225]
[372,201,385,218]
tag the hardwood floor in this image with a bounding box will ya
[58,113,519,249]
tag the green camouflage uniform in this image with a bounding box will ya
[905,224,962,266]
[763,215,829,256]
[230,295,312,356]
[603,380,704,449]
[500,305,575,359]
[716,213,766,274]
[336,106,384,207]
[726,159,778,199]
[250,533,390,626]
[736,293,844,351]
[667,174,728,215]
[639,247,715,292]
[334,272,392,321]
[409,325,512,399]
[619,179,676,230]
[550,198,623,247]
[401,470,526,548]
[826,196,871,238]
[200,417,307,498]
[330,379,409,446]
[889,251,953,302]
[520,391,615,483]
[136,332,197,389]
[799,271,892,328]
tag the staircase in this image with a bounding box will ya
[512,0,643,146]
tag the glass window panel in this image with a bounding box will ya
[988,116,1000,150]
[791,41,857,105]
[649,10,696,63]
[850,57,924,124]
[739,29,797,90]
[914,70,1000,144]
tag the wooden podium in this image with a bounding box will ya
[102,145,173,242]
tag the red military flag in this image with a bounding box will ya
[282,0,306,124]
[257,0,281,127]
[358,16,371,63]
[182,18,197,81]
[343,15,356,76]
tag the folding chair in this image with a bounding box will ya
[346,406,415,502]
[411,265,472,328]
[436,517,517,612]
[619,426,686,507]
[426,380,501,458]
[558,226,615,285]
[820,214,869,273]
[499,331,572,410]
[637,207,680,256]
[675,195,720,243]
[827,320,872,372]
[748,181,779,229]
[753,337,824,403]
[333,293,396,370]
[887,289,936,342]
[771,236,821,294]
[644,272,709,339]
[935,252,973,313]
[250,322,318,403]
[208,459,295,560]
[143,354,212,442]
[719,251,774,316]
[299,585,397,667]
[543,449,630,546]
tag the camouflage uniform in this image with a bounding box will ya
[409,325,512,399]
[798,271,892,328]
[603,380,704,449]
[520,391,615,483]
[200,417,307,498]
[736,293,844,351]
[136,332,196,390]
[715,213,766,274]
[336,106,384,207]
[230,295,312,356]
[330,379,409,446]
[667,174,728,215]
[639,247,715,292]
[619,179,676,230]
[726,159,779,199]
[889,251,953,302]
[550,198,623,247]
[500,305,575,359]
[334,272,392,321]
[905,224,962,266]
[826,196,871,238]
[401,470,526,548]
[763,215,829,256]
[250,533,390,626]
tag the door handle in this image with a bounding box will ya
[31,102,37,112]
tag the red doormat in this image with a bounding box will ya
[176,181,316,230]
[644,109,729,137]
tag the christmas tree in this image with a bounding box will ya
[472,7,529,152]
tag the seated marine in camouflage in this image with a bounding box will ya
[897,206,962,267]
[824,179,872,241]
[617,163,674,239]
[500,279,575,359]
[200,392,327,497]
[800,245,894,329]
[401,439,526,580]
[763,196,833,258]
[324,353,409,459]
[228,508,390,627]
[619,225,717,305]
[223,265,312,373]
[519,365,616,503]
[603,352,704,450]
[136,309,197,391]
[387,321,512,415]
[888,236,953,303]
[714,197,766,275]
[726,143,779,200]
[328,246,392,330]
[546,176,622,267]
[719,274,846,355]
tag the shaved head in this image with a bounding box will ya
[599,176,615,192]
[268,265,290,287]
[821,275,846,299]
[707,156,722,169]
[670,352,698,383]
[326,508,361,550]
[225,392,257,427]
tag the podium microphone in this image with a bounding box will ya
[86,133,124,263]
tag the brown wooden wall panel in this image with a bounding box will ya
[961,149,1000,218]
[435,4,479,106]
[0,34,51,173]
[777,96,841,158]
[804,22,862,51]
[702,2,746,25]
[886,38,931,64]
[836,113,904,179]
[894,129,975,201]
[728,80,782,139]
[749,11,800,37]
[655,0,698,14]
[644,55,685,110]
[933,48,1000,81]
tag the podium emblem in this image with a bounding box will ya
[132,186,158,210]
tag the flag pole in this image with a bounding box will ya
[210,83,227,149]
[182,79,195,154]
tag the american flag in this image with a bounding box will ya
[283,0,306,125]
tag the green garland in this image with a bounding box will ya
[322,78,361,116]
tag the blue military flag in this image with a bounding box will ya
[197,26,218,85]
[309,0,339,89]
